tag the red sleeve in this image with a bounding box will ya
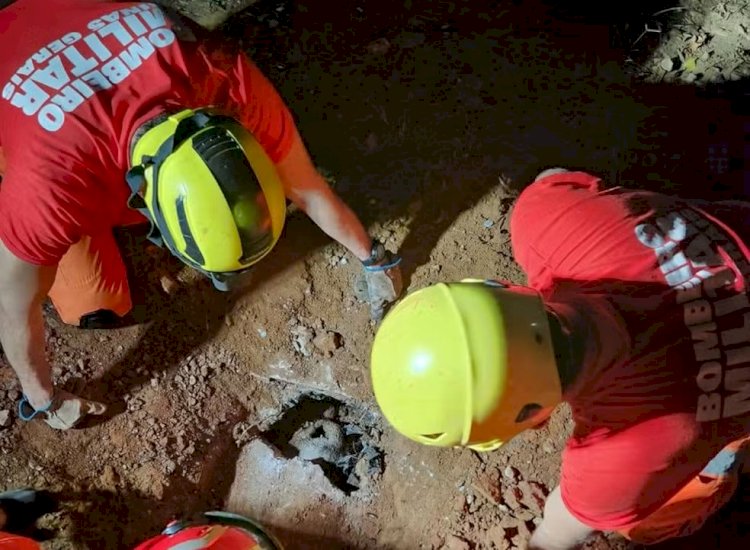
[224,53,296,164]
[560,415,705,531]
[0,171,101,265]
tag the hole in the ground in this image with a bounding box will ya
[260,393,384,495]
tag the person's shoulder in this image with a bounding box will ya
[513,170,604,215]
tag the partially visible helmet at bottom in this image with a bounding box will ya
[370,279,562,451]
[127,108,287,291]
[134,511,283,550]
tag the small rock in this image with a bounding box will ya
[150,378,158,388]
[0,410,11,428]
[502,485,523,511]
[503,465,519,483]
[76,359,85,370]
[189,375,197,386]
[290,324,315,357]
[6,390,19,402]
[257,328,268,339]
[162,459,176,475]
[99,465,119,490]
[660,57,674,71]
[313,330,343,357]
[483,218,495,229]
[443,534,471,550]
[542,439,555,453]
[160,273,178,295]
[367,37,391,55]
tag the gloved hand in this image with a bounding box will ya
[19,391,107,430]
[363,247,403,322]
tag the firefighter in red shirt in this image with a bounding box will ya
[371,168,750,547]
[0,0,402,430]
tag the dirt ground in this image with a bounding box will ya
[1,0,749,548]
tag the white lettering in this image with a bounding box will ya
[677,284,702,305]
[31,48,52,65]
[11,79,49,115]
[120,37,155,70]
[17,58,34,77]
[635,223,664,249]
[71,79,95,98]
[685,300,712,326]
[88,18,106,31]
[50,86,85,112]
[726,346,750,366]
[98,22,134,46]
[691,322,719,361]
[37,103,65,131]
[723,366,750,417]
[81,70,112,91]
[124,14,148,36]
[141,6,167,30]
[696,361,722,392]
[657,213,687,242]
[716,293,750,318]
[148,28,175,48]
[696,393,721,421]
[83,34,113,62]
[62,46,98,77]
[30,57,70,90]
[61,32,81,46]
[100,57,130,84]
[2,83,14,100]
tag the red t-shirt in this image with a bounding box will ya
[0,0,295,265]
[511,171,750,531]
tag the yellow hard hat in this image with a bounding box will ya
[126,109,287,290]
[370,280,562,451]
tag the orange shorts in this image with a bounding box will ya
[48,230,135,326]
[1,146,135,326]
[0,531,40,549]
[619,436,750,545]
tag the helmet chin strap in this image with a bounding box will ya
[545,304,583,392]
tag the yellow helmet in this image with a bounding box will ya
[126,109,287,290]
[370,280,562,451]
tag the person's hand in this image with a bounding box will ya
[19,390,107,430]
[364,249,403,322]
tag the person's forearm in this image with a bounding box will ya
[0,244,56,410]
[275,131,372,261]
[0,304,53,409]
[527,487,594,550]
[296,184,371,261]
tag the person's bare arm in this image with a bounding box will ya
[528,486,596,550]
[0,239,55,409]
[275,129,372,261]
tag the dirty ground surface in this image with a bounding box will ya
[1,0,749,548]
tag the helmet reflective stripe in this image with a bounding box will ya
[169,526,232,550]
[126,108,287,289]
